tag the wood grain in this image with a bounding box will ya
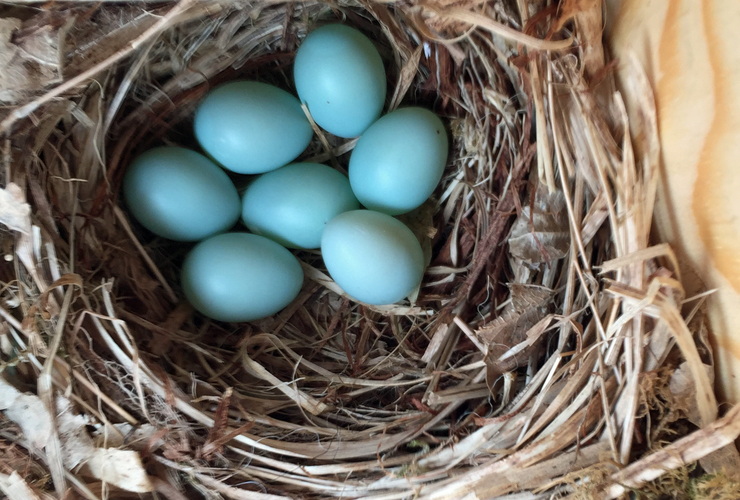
[607,0,740,403]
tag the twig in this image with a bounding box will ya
[422,6,574,51]
[604,404,740,499]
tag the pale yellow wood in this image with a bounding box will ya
[607,0,740,403]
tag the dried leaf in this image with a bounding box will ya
[508,185,569,266]
[87,449,153,493]
[475,284,554,386]
[0,183,32,234]
[56,395,96,469]
[0,17,64,104]
[668,359,725,482]
[669,361,714,426]
[0,472,41,500]
[0,378,52,449]
[477,284,553,345]
[699,443,740,481]
[56,396,153,492]
[14,23,65,72]
[92,423,159,449]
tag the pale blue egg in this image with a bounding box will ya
[349,107,448,215]
[181,233,304,322]
[321,210,424,305]
[294,24,386,138]
[242,163,359,249]
[194,81,313,174]
[123,147,240,241]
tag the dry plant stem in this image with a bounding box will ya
[0,0,201,135]
[0,473,41,500]
[573,0,604,80]
[389,46,423,111]
[606,281,717,424]
[241,351,329,415]
[303,138,358,164]
[518,0,555,194]
[599,243,680,276]
[422,6,574,51]
[194,473,290,500]
[0,431,102,500]
[532,57,555,193]
[103,38,159,133]
[0,1,720,498]
[10,306,139,424]
[38,285,77,497]
[113,205,177,303]
[602,403,740,499]
[614,93,647,464]
[301,103,344,173]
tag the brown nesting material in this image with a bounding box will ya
[0,1,736,499]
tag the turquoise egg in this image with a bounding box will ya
[294,24,386,138]
[194,81,313,174]
[181,233,304,322]
[321,210,424,305]
[242,163,359,249]
[123,147,240,241]
[348,107,448,215]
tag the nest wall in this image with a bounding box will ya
[0,1,735,500]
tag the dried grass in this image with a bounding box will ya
[0,1,737,499]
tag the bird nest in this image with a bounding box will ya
[0,1,737,500]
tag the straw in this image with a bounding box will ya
[0,1,733,498]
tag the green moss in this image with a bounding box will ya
[628,465,740,500]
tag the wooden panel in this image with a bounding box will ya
[607,0,740,403]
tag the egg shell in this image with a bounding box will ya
[181,233,304,322]
[321,210,424,305]
[194,81,313,174]
[349,107,448,215]
[294,24,386,138]
[123,147,241,241]
[242,163,360,249]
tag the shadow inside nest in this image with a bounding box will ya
[99,2,534,437]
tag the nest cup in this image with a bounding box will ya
[0,1,733,499]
